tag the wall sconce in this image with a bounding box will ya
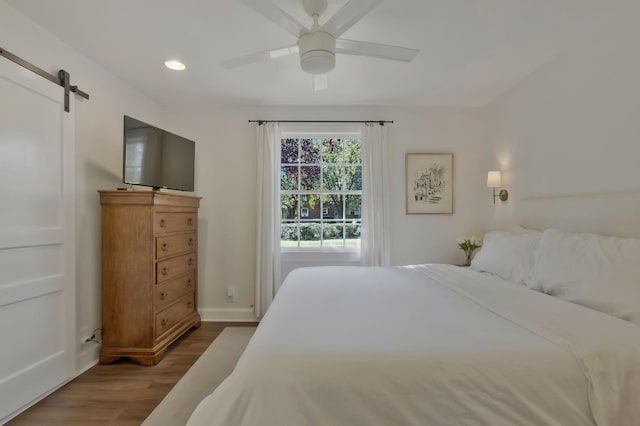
[487,171,508,204]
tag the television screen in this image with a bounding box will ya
[123,116,195,191]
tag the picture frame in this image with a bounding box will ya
[406,153,454,214]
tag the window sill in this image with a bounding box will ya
[281,248,361,263]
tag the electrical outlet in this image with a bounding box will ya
[80,327,90,345]
[81,328,102,344]
[226,287,235,303]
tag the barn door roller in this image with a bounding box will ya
[0,46,90,112]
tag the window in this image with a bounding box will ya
[280,137,362,249]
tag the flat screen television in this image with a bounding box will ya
[123,116,195,191]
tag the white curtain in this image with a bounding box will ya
[360,123,391,266]
[255,123,281,318]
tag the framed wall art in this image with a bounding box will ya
[406,153,454,214]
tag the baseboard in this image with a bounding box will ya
[76,358,99,377]
[1,378,67,426]
[76,344,100,376]
[198,308,258,322]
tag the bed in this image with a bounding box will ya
[187,193,640,426]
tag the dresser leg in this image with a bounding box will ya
[129,351,166,366]
[99,355,121,365]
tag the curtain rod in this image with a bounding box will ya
[248,120,393,125]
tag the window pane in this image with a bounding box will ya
[300,194,321,220]
[281,223,298,247]
[323,223,344,247]
[344,139,362,164]
[322,165,343,191]
[280,166,298,190]
[281,138,299,164]
[346,195,361,219]
[300,139,321,164]
[321,194,343,219]
[300,222,321,247]
[301,166,321,190]
[345,221,361,246]
[345,166,362,190]
[281,195,299,220]
[345,221,361,237]
[322,138,343,163]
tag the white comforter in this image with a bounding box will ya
[188,265,640,426]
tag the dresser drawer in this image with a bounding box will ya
[156,253,196,284]
[155,212,197,234]
[155,294,195,338]
[156,233,196,259]
[155,273,195,310]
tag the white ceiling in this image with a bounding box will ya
[7,0,615,107]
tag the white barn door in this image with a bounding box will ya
[0,56,76,422]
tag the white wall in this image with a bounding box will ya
[11,0,635,367]
[483,3,640,229]
[163,105,491,320]
[0,0,492,363]
[0,1,165,372]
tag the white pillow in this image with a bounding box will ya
[511,225,539,234]
[529,229,640,325]
[470,230,541,285]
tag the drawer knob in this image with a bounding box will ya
[160,291,168,300]
[187,218,194,226]
[161,318,169,326]
[188,238,194,246]
[188,258,194,266]
[186,279,193,287]
[161,267,170,276]
[159,218,167,228]
[161,242,169,252]
[187,301,193,309]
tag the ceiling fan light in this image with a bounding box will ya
[299,30,336,75]
[301,51,335,74]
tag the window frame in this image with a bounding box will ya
[279,124,363,256]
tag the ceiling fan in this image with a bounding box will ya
[224,0,419,88]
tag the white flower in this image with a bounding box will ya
[456,236,482,254]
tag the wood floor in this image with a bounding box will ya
[7,322,257,426]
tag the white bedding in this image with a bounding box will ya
[188,265,640,426]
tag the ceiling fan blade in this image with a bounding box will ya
[221,44,299,69]
[336,39,419,62]
[323,0,383,38]
[313,74,329,91]
[239,0,308,38]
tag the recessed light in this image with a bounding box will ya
[164,60,186,71]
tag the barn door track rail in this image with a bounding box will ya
[1,46,90,112]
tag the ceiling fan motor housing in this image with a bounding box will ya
[299,30,336,74]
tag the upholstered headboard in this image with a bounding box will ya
[516,191,640,238]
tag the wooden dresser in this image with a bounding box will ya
[98,190,201,365]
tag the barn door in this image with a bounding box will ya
[0,54,76,422]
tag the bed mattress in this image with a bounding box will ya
[188,264,640,426]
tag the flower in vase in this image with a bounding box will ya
[457,236,482,266]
